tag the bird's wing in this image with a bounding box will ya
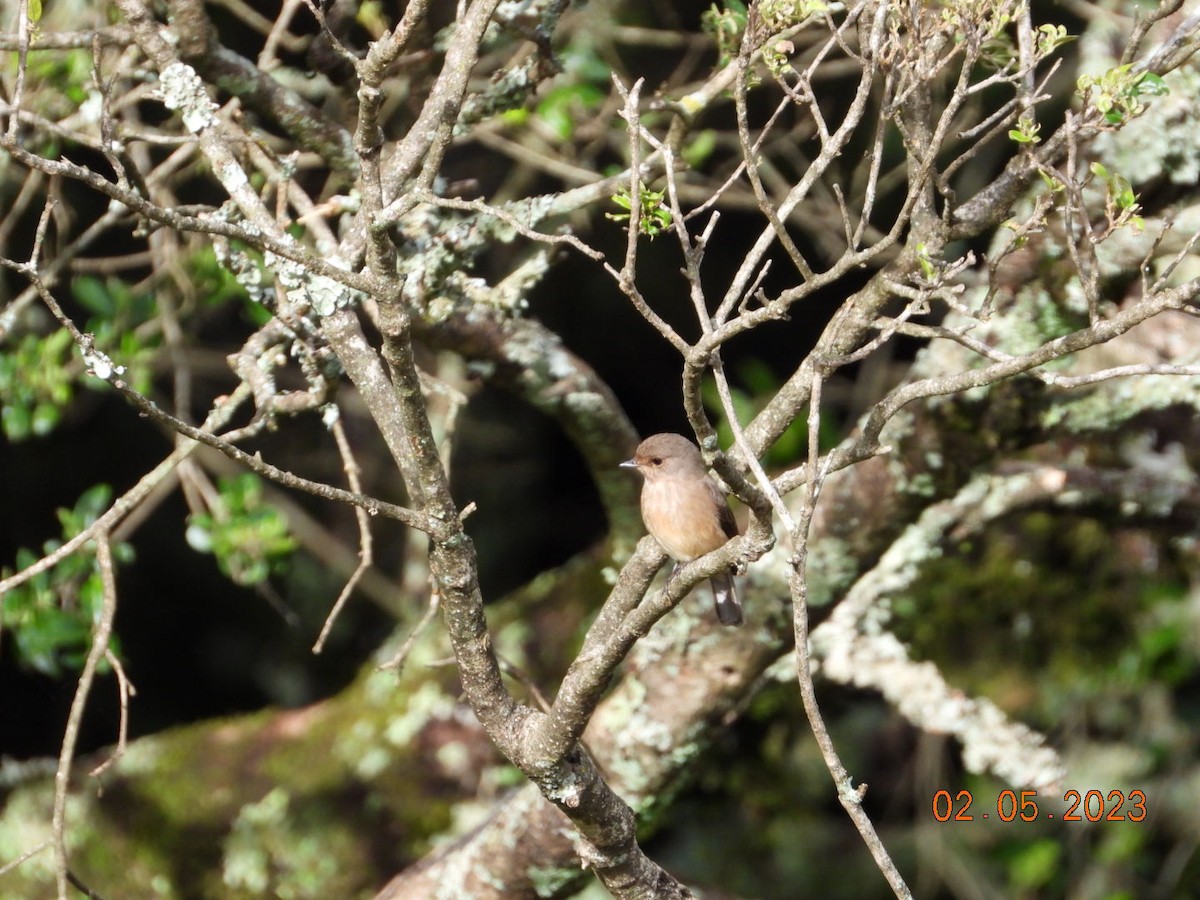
[709,479,739,539]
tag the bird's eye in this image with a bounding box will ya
[650,457,662,465]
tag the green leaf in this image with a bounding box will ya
[1136,72,1168,97]
[1,484,130,676]
[1008,114,1040,145]
[30,403,61,436]
[607,182,673,238]
[187,474,296,586]
[71,484,114,533]
[73,275,116,317]
[1112,174,1135,209]
[1037,168,1063,191]
[15,607,89,677]
[682,130,718,169]
[1008,839,1061,889]
[2,403,32,441]
[356,1,386,32]
[1035,23,1073,55]
[535,83,604,141]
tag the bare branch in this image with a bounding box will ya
[312,416,375,653]
[53,535,119,900]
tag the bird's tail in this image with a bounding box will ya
[710,572,744,627]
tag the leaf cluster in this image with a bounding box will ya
[0,275,157,441]
[0,485,131,675]
[185,473,297,587]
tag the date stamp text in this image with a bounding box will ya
[932,789,1147,823]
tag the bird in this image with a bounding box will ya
[621,432,744,626]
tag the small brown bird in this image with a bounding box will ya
[621,433,743,626]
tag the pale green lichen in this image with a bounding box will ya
[223,789,291,893]
[529,863,582,897]
[431,796,498,851]
[0,788,167,897]
[1042,374,1200,434]
[504,194,556,237]
[0,785,57,886]
[354,744,393,781]
[434,740,472,776]
[631,596,698,672]
[490,251,550,311]
[1119,436,1196,518]
[221,787,367,899]
[105,733,163,775]
[363,666,400,705]
[426,296,457,323]
[264,252,365,317]
[157,62,217,132]
[904,471,938,498]
[455,58,537,134]
[805,536,859,608]
[333,718,388,780]
[384,681,458,748]
[1063,742,1153,789]
[995,287,1080,357]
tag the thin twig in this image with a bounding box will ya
[313,416,374,653]
[88,650,137,781]
[790,368,913,899]
[497,654,554,714]
[377,590,442,673]
[605,77,690,354]
[53,535,119,900]
[66,869,109,900]
[0,840,52,878]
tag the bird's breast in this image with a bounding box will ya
[641,477,731,561]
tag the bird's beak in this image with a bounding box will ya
[620,458,638,470]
